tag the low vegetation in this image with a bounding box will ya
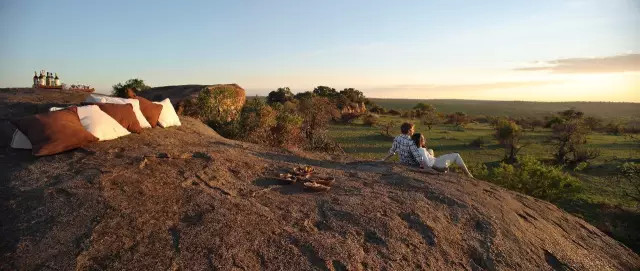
[618,162,640,205]
[362,113,379,126]
[204,86,375,153]
[112,78,151,97]
[473,156,582,201]
[493,119,524,164]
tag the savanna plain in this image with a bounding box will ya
[327,99,640,253]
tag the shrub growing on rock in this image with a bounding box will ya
[269,103,304,148]
[468,162,489,179]
[488,156,581,201]
[298,96,337,142]
[190,85,247,137]
[239,98,277,144]
[195,85,244,123]
[305,129,344,153]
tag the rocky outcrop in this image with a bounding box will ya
[0,89,639,270]
[138,84,246,122]
[340,102,367,114]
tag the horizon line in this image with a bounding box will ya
[2,86,638,104]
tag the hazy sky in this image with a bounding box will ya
[1,0,638,101]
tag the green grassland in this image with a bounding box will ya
[248,96,640,120]
[369,98,640,121]
[328,114,640,251]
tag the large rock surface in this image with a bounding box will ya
[1,88,639,270]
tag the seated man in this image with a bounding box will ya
[381,122,430,170]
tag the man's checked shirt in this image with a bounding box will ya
[389,134,423,166]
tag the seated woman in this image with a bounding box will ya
[411,133,474,178]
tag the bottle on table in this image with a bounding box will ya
[38,71,45,86]
[32,71,38,87]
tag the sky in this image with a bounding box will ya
[0,0,638,102]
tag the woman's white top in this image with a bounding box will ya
[418,147,435,167]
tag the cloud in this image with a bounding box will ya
[515,53,640,73]
[370,80,560,92]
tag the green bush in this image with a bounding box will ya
[340,112,361,123]
[606,122,625,135]
[306,129,344,153]
[468,162,489,179]
[238,98,277,144]
[369,104,386,114]
[195,86,243,124]
[267,87,295,105]
[298,97,336,141]
[494,119,523,164]
[387,109,401,116]
[485,156,581,201]
[207,119,241,139]
[112,78,150,97]
[362,114,379,126]
[269,103,304,147]
[618,162,640,204]
[469,136,488,148]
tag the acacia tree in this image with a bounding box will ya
[297,96,335,141]
[550,109,600,167]
[494,119,523,164]
[422,110,442,131]
[112,78,150,97]
[377,120,399,138]
[584,116,603,131]
[447,112,470,127]
[551,120,589,165]
[413,103,435,112]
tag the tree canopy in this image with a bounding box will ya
[267,87,295,104]
[112,78,151,97]
[294,91,314,101]
[413,103,435,112]
[494,119,523,163]
[312,86,338,98]
[339,88,366,103]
